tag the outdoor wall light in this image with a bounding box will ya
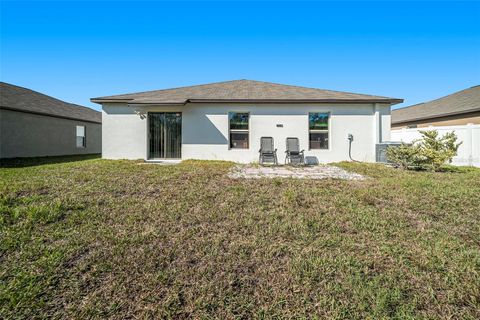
[134,110,147,119]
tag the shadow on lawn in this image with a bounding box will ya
[0,154,101,168]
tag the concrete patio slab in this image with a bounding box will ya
[139,159,181,165]
[228,164,365,180]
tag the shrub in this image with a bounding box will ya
[416,130,462,171]
[387,130,461,171]
[386,143,421,170]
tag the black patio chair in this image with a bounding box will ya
[259,137,278,165]
[285,137,305,165]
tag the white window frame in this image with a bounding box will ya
[228,111,250,150]
[308,112,330,150]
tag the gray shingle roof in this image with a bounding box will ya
[392,85,480,124]
[0,82,101,123]
[91,79,402,105]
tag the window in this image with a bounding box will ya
[309,113,329,149]
[229,112,249,149]
[76,125,86,148]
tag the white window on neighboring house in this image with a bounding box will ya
[76,125,86,148]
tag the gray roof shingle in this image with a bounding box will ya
[91,79,402,105]
[1,82,101,123]
[392,85,480,124]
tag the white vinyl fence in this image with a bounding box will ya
[391,124,480,167]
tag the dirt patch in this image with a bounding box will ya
[228,164,366,180]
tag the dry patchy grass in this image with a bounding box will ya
[1,157,479,319]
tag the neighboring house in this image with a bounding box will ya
[391,86,480,167]
[391,85,480,129]
[92,80,402,163]
[0,82,102,159]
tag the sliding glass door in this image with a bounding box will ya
[148,112,182,159]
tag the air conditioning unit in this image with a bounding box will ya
[376,142,403,163]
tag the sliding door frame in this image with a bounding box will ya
[147,112,182,160]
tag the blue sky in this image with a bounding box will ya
[1,0,479,111]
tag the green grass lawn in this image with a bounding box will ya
[1,157,479,319]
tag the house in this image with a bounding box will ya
[391,85,480,129]
[91,80,403,163]
[391,86,480,167]
[0,82,102,159]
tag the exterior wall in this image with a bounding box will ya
[391,124,480,167]
[0,109,102,158]
[102,102,391,163]
[392,111,480,129]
